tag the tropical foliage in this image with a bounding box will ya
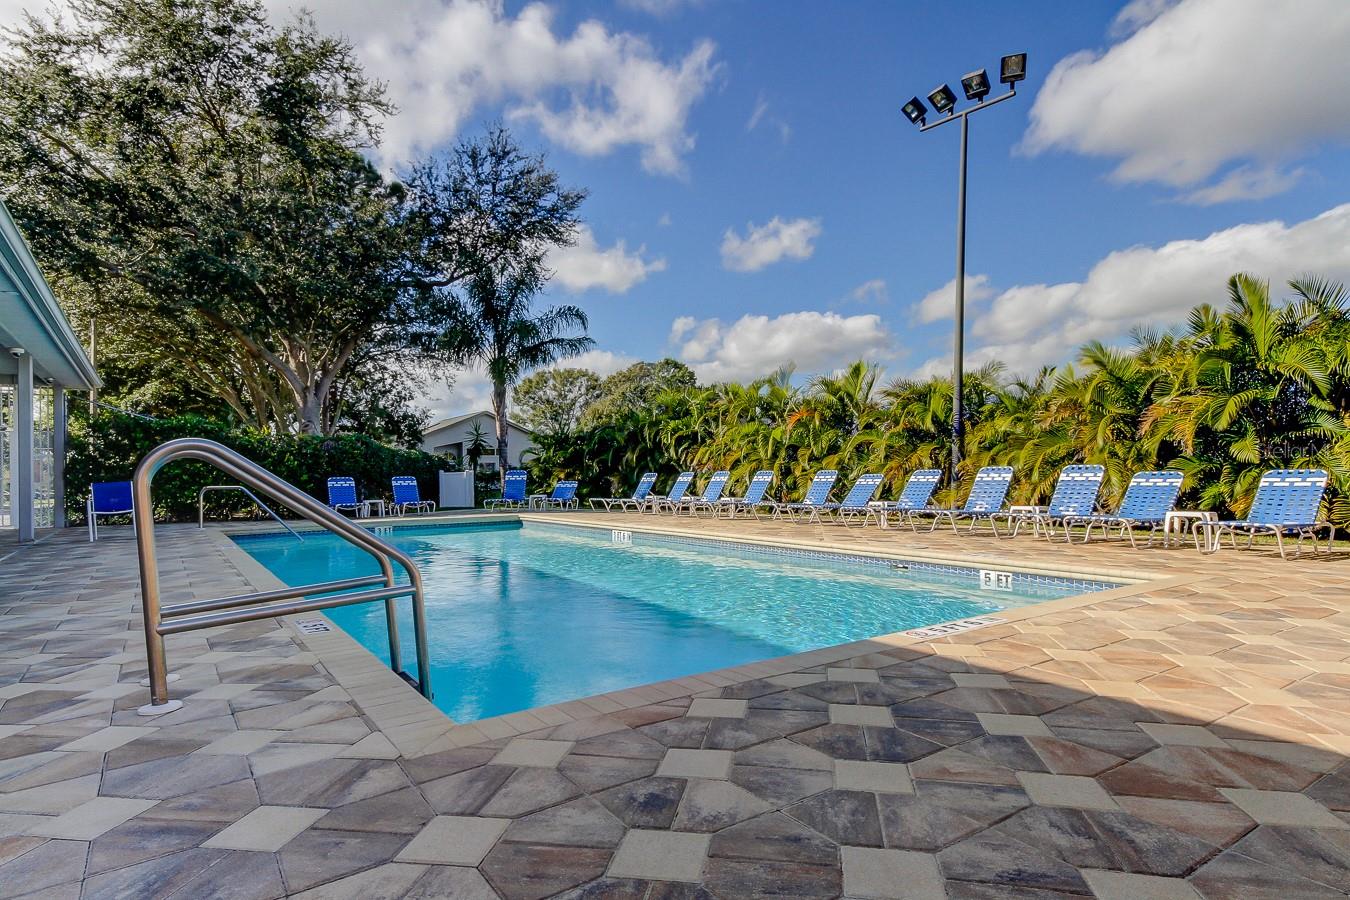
[66,409,451,524]
[528,276,1350,526]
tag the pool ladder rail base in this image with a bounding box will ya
[132,437,432,715]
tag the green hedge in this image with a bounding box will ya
[66,411,454,524]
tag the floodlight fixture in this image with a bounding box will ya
[1000,53,1027,85]
[898,53,1029,476]
[927,84,957,115]
[961,69,990,102]
[901,97,927,125]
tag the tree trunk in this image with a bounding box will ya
[493,379,509,488]
[298,389,323,434]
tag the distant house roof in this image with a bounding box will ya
[423,410,534,436]
[0,200,100,390]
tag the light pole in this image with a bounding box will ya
[901,53,1027,479]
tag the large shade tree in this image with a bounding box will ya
[0,0,418,434]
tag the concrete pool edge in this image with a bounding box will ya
[212,512,1199,758]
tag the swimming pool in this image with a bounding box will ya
[233,521,1115,722]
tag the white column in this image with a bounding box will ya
[14,351,33,541]
[53,387,66,528]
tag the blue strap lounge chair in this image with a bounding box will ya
[534,480,579,510]
[327,477,361,517]
[644,471,695,513]
[675,471,731,515]
[1002,464,1104,538]
[1200,469,1334,559]
[870,469,942,529]
[391,476,436,516]
[911,466,1014,534]
[821,473,887,526]
[764,470,839,521]
[87,481,136,542]
[589,472,658,511]
[714,470,774,518]
[1062,470,1183,547]
[485,470,528,509]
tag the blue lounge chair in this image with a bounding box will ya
[644,471,695,513]
[485,470,528,509]
[1002,464,1104,538]
[327,476,361,517]
[87,481,136,541]
[391,476,436,516]
[869,469,942,529]
[676,471,731,515]
[1200,469,1334,559]
[821,473,887,526]
[714,470,774,518]
[534,480,579,510]
[764,469,839,521]
[1062,470,1182,547]
[911,466,1014,534]
[590,473,658,511]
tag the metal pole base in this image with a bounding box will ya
[136,699,183,716]
[139,673,180,687]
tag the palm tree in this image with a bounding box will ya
[439,260,593,481]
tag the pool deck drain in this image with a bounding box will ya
[0,511,1347,897]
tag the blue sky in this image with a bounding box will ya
[5,0,1349,417]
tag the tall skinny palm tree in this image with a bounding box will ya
[440,260,593,481]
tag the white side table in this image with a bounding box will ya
[360,499,387,518]
[1164,510,1216,550]
[1007,504,1046,537]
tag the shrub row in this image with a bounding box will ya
[66,411,454,524]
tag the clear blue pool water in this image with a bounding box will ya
[233,522,1107,722]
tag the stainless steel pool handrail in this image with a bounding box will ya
[198,484,303,541]
[132,438,431,714]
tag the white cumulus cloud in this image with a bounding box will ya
[923,203,1350,377]
[549,225,665,294]
[720,216,822,273]
[849,278,889,305]
[912,275,993,324]
[1024,0,1350,201]
[670,311,893,383]
[264,0,718,175]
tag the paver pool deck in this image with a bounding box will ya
[1,510,1348,898]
